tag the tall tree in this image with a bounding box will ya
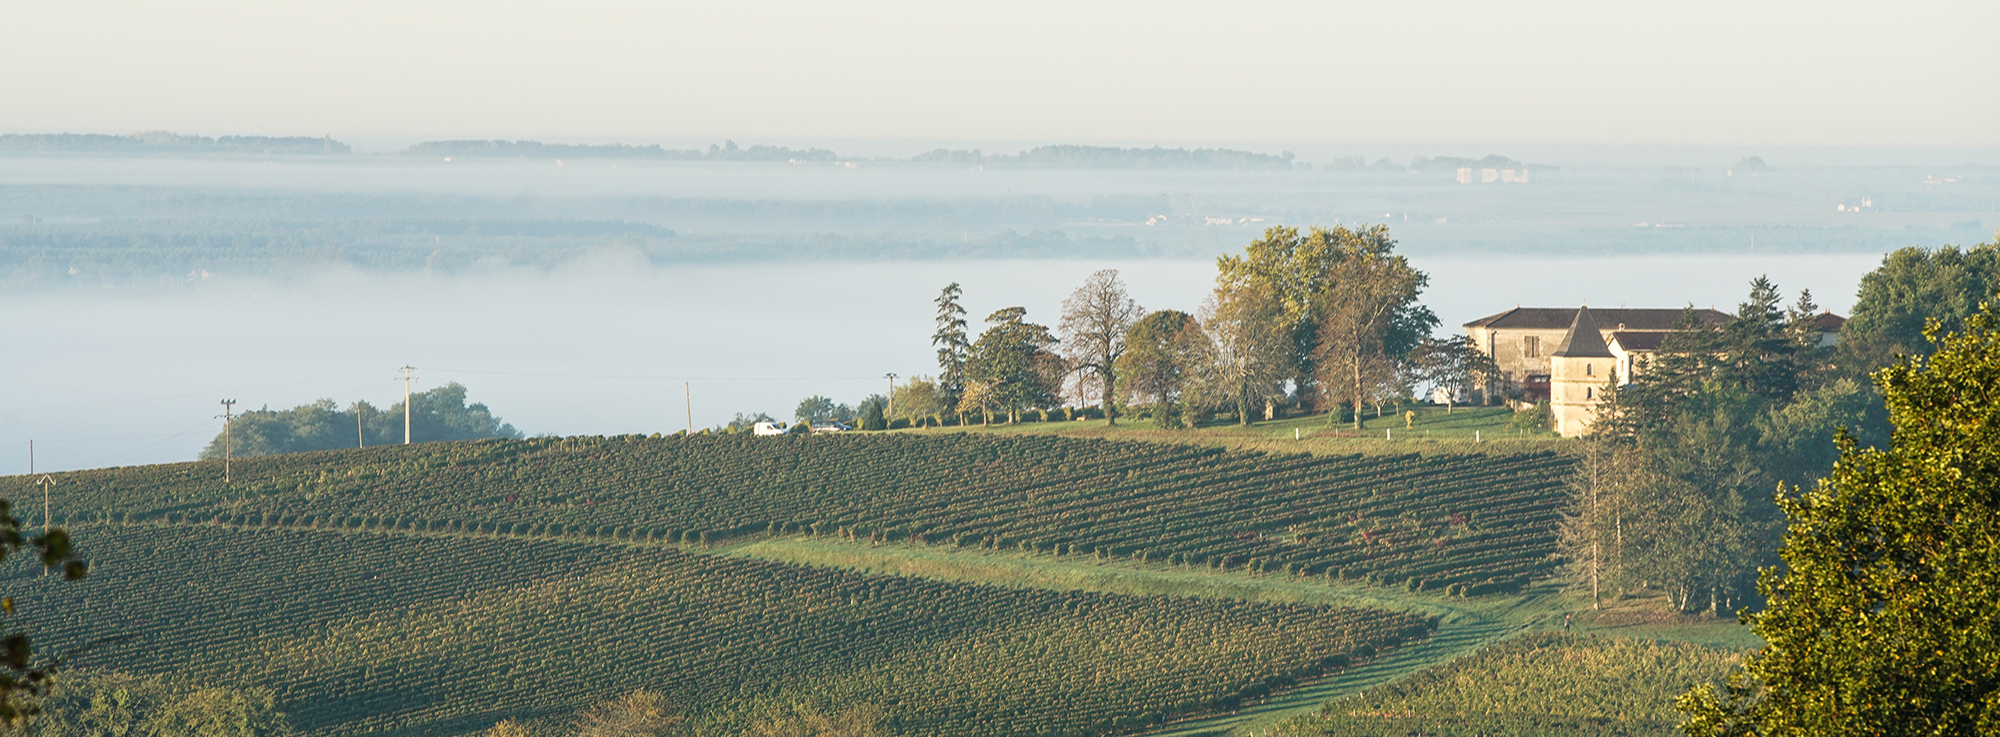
[1216,224,1433,407]
[1680,293,2000,736]
[961,307,1061,424]
[1197,285,1293,425]
[931,283,970,415]
[886,376,947,425]
[1559,437,1635,610]
[1116,310,1207,428]
[1059,269,1145,425]
[1311,239,1437,429]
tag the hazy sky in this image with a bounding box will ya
[4,1,1996,147]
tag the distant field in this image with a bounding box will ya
[12,524,1432,737]
[21,433,1574,595]
[1274,632,1744,737]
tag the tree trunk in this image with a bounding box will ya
[1351,353,1364,430]
[1591,540,1601,610]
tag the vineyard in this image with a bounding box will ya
[1272,632,1745,737]
[18,434,1574,595]
[8,523,1432,737]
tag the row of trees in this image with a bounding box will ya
[897,225,1490,429]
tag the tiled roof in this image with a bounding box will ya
[1812,311,1848,331]
[1552,306,1614,358]
[1609,331,1667,352]
[1463,307,1732,331]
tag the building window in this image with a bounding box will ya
[1586,362,1593,376]
[1587,387,1593,399]
[1523,336,1541,358]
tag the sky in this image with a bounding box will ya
[4,0,1996,148]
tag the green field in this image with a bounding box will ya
[13,523,1432,737]
[20,434,1572,597]
[0,430,1755,737]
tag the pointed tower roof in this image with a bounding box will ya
[1551,305,1614,358]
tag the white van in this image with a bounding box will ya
[752,421,789,436]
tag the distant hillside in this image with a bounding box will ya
[0,131,349,155]
[912,144,1298,170]
[406,138,838,162]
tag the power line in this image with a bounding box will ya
[420,367,885,382]
[0,372,380,415]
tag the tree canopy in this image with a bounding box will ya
[1212,225,1435,418]
[959,307,1062,424]
[198,383,521,459]
[1058,270,1144,425]
[1116,310,1207,428]
[1680,291,2000,736]
[1840,239,2000,370]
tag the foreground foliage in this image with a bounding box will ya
[1680,297,2000,735]
[25,435,1572,596]
[1276,633,1742,737]
[17,525,1430,737]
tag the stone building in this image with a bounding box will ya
[1548,307,1618,437]
[1521,305,1847,437]
[1462,306,1732,401]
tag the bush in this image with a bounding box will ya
[1507,402,1553,433]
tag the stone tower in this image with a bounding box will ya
[1549,305,1615,437]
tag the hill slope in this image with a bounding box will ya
[14,523,1431,737]
[24,434,1574,594]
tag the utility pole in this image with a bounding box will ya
[218,399,237,483]
[35,475,55,575]
[400,365,416,444]
[39,474,53,531]
[684,382,692,435]
[354,402,366,448]
[28,440,33,474]
[884,373,897,420]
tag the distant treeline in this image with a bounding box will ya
[0,131,1448,171]
[0,131,349,155]
[406,138,840,162]
[909,145,1299,170]
[0,219,1183,289]
[199,383,522,460]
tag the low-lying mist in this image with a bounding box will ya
[0,251,1881,474]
